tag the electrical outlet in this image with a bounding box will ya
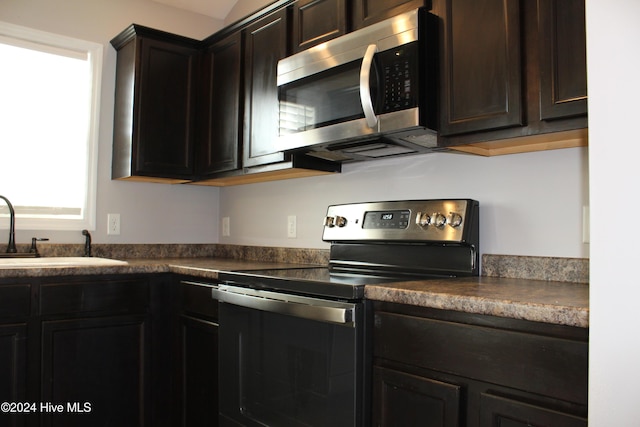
[222,217,231,237]
[287,215,297,238]
[107,213,120,235]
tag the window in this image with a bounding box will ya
[0,22,102,231]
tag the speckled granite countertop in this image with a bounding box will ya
[0,255,588,328]
[365,276,588,328]
[0,257,317,279]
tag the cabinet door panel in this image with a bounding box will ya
[353,0,424,29]
[373,366,460,427]
[181,281,218,319]
[180,315,218,427]
[292,0,347,52]
[41,315,148,427]
[0,324,27,427]
[438,0,523,136]
[480,393,587,427]
[198,32,242,175]
[39,279,149,315]
[538,0,587,120]
[136,38,196,177]
[243,9,288,167]
[374,311,588,405]
[0,284,30,318]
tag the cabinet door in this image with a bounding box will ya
[538,0,587,120]
[438,0,523,136]
[292,0,347,52]
[242,9,288,167]
[0,324,27,427]
[372,366,461,427]
[180,315,218,427]
[198,32,242,176]
[41,315,149,427]
[480,393,587,427]
[135,38,197,179]
[352,0,425,30]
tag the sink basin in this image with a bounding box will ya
[0,257,128,268]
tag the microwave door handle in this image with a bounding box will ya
[359,44,378,128]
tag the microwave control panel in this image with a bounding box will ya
[379,41,419,113]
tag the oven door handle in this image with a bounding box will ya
[212,285,356,327]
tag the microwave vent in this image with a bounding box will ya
[342,143,416,157]
[396,131,438,148]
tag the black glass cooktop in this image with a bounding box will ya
[217,267,409,300]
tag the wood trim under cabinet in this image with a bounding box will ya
[190,167,338,186]
[448,128,588,156]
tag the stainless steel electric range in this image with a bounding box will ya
[214,199,479,426]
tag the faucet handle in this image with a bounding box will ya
[29,237,50,257]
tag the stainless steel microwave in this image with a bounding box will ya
[276,8,440,162]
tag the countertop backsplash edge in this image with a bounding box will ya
[16,243,588,283]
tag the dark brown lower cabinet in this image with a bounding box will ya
[178,281,219,427]
[0,283,30,427]
[372,302,588,427]
[479,393,587,427]
[0,323,27,427]
[40,315,149,427]
[373,366,460,427]
[37,277,152,427]
[180,315,218,427]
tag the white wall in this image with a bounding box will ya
[225,0,271,25]
[0,0,224,244]
[219,148,589,257]
[587,0,640,425]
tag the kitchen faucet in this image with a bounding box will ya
[0,195,17,253]
[82,229,92,257]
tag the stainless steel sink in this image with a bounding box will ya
[0,257,128,268]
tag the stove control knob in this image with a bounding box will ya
[324,216,336,227]
[416,212,431,227]
[433,213,447,228]
[447,213,463,228]
[335,216,347,227]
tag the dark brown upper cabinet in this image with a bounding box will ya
[292,0,348,53]
[292,0,426,52]
[434,0,588,151]
[436,0,523,137]
[242,8,289,168]
[353,0,426,30]
[111,25,199,183]
[196,31,243,177]
[538,0,587,121]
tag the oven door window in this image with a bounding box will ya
[219,303,361,427]
[278,58,379,135]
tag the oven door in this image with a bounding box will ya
[214,285,368,427]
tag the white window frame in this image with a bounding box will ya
[0,22,102,231]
